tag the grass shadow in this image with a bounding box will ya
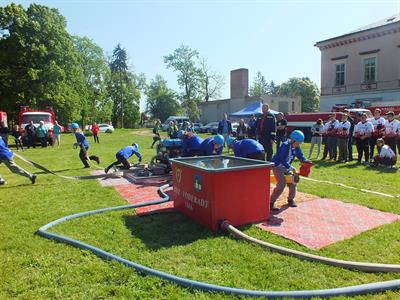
[122,211,218,250]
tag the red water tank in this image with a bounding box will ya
[171,156,273,231]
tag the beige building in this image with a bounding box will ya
[199,69,301,123]
[315,14,400,111]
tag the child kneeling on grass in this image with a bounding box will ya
[0,137,36,185]
[104,143,142,174]
[270,130,310,211]
[370,138,397,168]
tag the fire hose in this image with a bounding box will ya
[37,183,400,298]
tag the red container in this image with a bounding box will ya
[171,156,273,231]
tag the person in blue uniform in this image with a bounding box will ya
[227,137,265,160]
[199,134,224,156]
[104,143,142,173]
[256,104,276,161]
[0,137,36,185]
[71,123,100,168]
[180,131,204,157]
[270,130,309,211]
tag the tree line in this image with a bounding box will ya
[0,3,320,127]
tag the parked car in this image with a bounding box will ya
[98,123,114,133]
[192,122,203,132]
[161,116,190,131]
[199,122,218,133]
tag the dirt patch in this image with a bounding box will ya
[270,184,319,207]
[130,129,153,136]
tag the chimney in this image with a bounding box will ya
[230,68,249,99]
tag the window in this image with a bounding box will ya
[363,57,376,82]
[335,63,345,86]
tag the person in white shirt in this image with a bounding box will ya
[354,113,373,164]
[371,138,397,167]
[321,113,339,160]
[369,109,386,158]
[336,114,351,162]
[384,111,399,155]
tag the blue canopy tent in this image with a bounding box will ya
[230,102,279,118]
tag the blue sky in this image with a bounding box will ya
[3,0,400,110]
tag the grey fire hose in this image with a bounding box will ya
[221,221,400,273]
[37,183,400,298]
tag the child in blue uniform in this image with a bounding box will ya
[270,130,309,211]
[71,123,100,168]
[227,137,265,160]
[199,135,225,156]
[0,137,36,185]
[181,132,204,157]
[104,144,142,173]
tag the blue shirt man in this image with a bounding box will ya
[181,135,204,157]
[0,137,13,160]
[232,139,265,160]
[75,131,89,150]
[272,140,307,171]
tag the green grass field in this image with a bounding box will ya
[1,129,400,299]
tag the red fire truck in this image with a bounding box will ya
[332,101,400,116]
[0,111,7,127]
[19,106,56,130]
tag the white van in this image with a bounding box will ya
[162,116,190,131]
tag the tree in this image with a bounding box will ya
[199,58,224,102]
[74,36,111,124]
[145,75,180,122]
[164,45,202,120]
[269,80,280,95]
[0,3,86,123]
[278,77,320,112]
[110,43,129,127]
[249,72,270,97]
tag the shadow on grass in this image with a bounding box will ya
[34,168,84,175]
[122,211,218,250]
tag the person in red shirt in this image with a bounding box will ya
[91,122,100,143]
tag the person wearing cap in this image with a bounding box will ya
[336,114,351,163]
[321,113,339,160]
[199,134,224,156]
[71,123,100,168]
[36,120,48,148]
[181,131,204,157]
[384,111,399,155]
[227,137,265,160]
[370,109,386,158]
[104,143,142,174]
[256,104,276,161]
[270,130,309,211]
[354,113,373,164]
[167,120,179,139]
[0,137,37,185]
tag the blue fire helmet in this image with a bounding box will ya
[227,136,236,147]
[132,143,139,151]
[290,130,305,143]
[177,130,185,139]
[213,134,225,146]
[71,123,79,129]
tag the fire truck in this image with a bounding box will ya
[19,106,56,130]
[0,111,7,127]
[332,100,400,116]
[285,109,371,141]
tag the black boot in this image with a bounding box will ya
[288,199,297,207]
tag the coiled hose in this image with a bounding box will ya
[37,183,400,298]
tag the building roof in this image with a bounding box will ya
[315,13,400,45]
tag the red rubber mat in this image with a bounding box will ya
[114,183,174,215]
[258,198,400,250]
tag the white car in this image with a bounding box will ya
[98,124,114,133]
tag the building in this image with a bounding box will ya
[199,69,301,123]
[315,14,400,112]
